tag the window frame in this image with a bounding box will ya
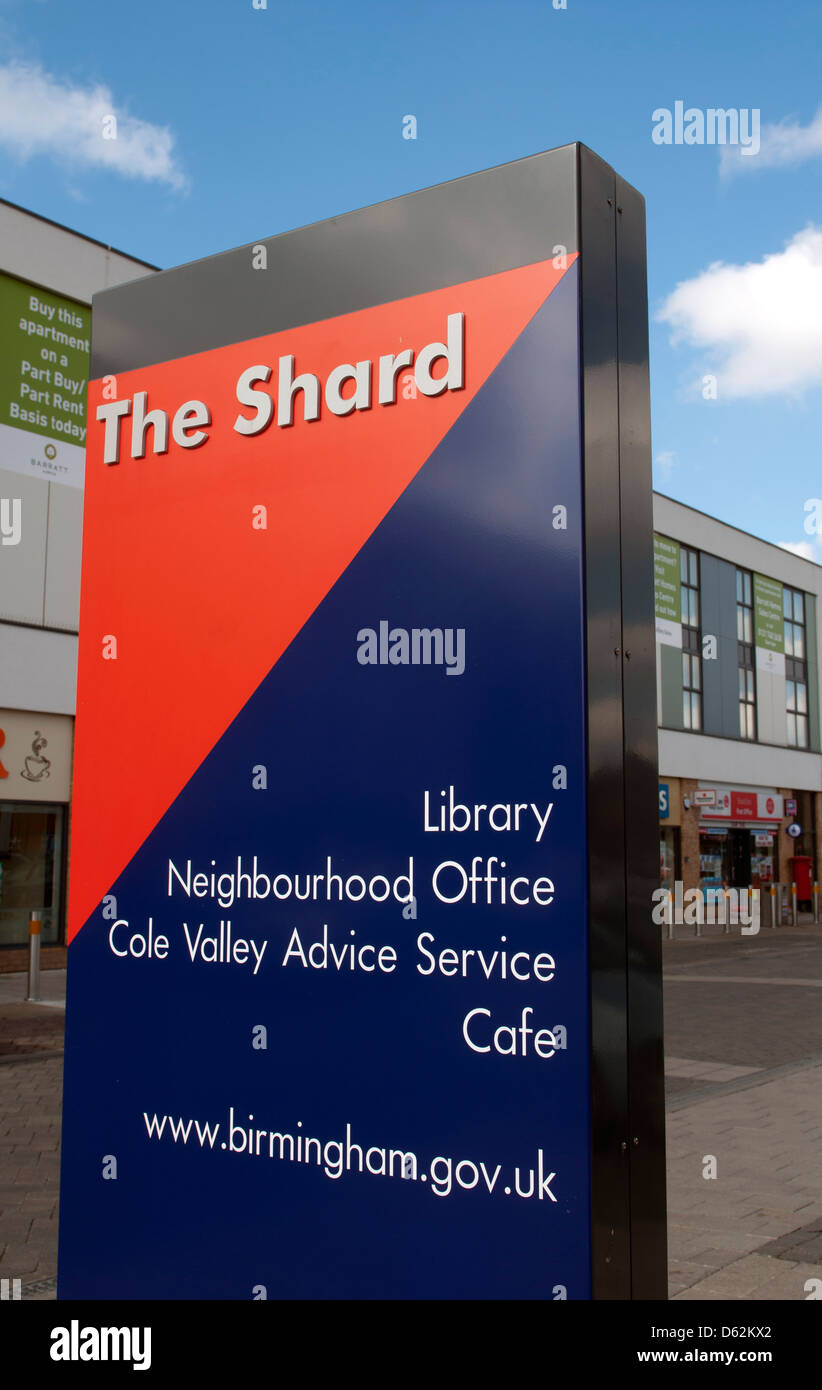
[681,547,702,731]
[783,587,808,748]
[736,567,756,741]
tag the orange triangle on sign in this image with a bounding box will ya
[68,255,576,942]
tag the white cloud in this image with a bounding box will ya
[654,450,677,479]
[721,105,822,176]
[0,61,186,189]
[657,227,822,399]
[778,538,822,564]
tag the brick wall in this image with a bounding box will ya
[776,787,793,886]
[0,946,67,974]
[680,778,700,893]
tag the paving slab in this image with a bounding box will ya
[1,937,822,1299]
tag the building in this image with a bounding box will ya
[2,195,819,958]
[0,199,155,965]
[655,493,822,916]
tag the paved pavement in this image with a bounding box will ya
[0,969,64,1300]
[664,924,822,1299]
[1,930,822,1301]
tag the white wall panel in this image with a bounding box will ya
[0,200,156,304]
[0,623,78,714]
[0,465,48,623]
[44,482,83,630]
[659,728,822,791]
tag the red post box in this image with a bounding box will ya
[789,856,813,907]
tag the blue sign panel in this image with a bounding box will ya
[59,146,666,1300]
[659,784,669,819]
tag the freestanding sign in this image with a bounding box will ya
[58,144,666,1299]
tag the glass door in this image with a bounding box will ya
[0,802,65,947]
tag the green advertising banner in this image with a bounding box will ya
[654,533,680,622]
[754,572,784,653]
[0,271,90,488]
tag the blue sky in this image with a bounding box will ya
[1,0,821,560]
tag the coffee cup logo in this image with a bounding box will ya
[21,731,51,782]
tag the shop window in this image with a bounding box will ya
[750,831,775,888]
[699,829,728,890]
[0,803,65,947]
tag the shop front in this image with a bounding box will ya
[698,826,776,891]
[0,709,73,948]
[696,785,782,893]
[658,776,681,890]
